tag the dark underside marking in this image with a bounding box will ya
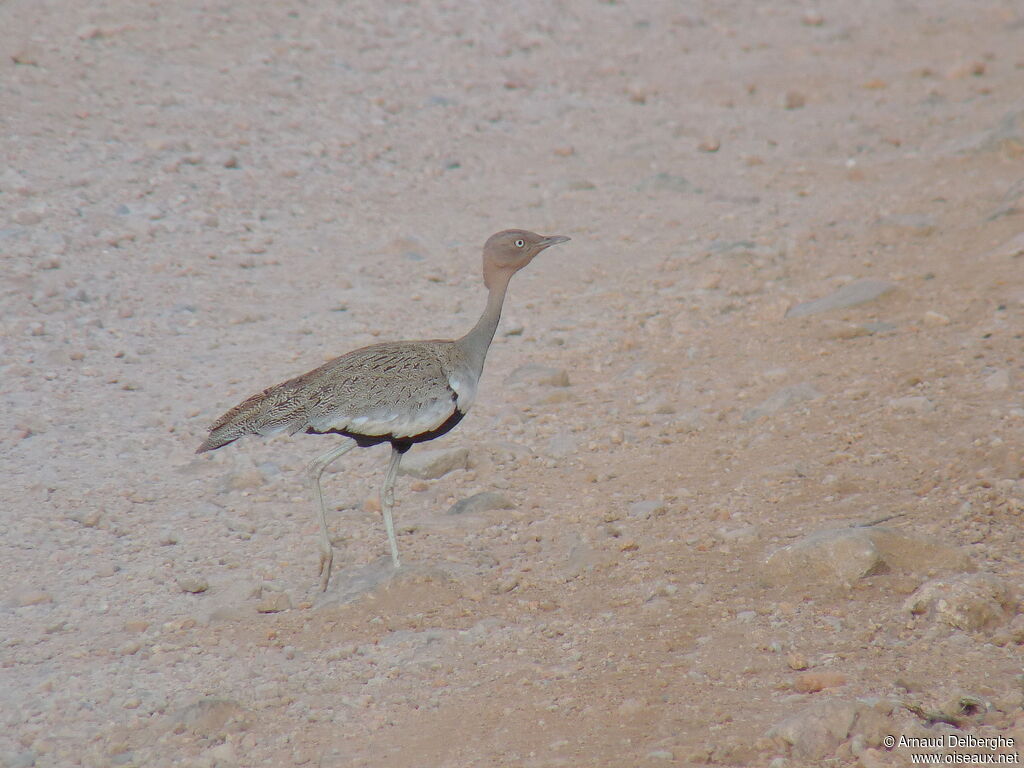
[307,408,466,453]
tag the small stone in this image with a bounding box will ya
[11,47,41,66]
[399,447,470,479]
[742,383,821,421]
[227,470,264,490]
[76,24,102,40]
[784,91,806,110]
[207,742,237,765]
[256,592,292,613]
[638,172,694,194]
[553,145,575,157]
[505,364,570,387]
[158,529,181,546]
[787,653,809,671]
[66,509,101,528]
[923,311,950,326]
[984,370,1011,392]
[12,590,53,607]
[875,213,936,238]
[626,81,655,104]
[647,749,675,760]
[447,491,515,515]
[178,577,209,594]
[801,10,824,26]
[793,671,848,693]
[697,138,721,153]
[617,698,645,716]
[887,396,935,414]
[629,500,667,519]
[786,279,897,318]
[5,751,37,768]
[174,698,249,737]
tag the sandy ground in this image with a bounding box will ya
[2,0,1024,766]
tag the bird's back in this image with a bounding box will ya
[197,340,473,453]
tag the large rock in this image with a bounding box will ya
[399,447,469,479]
[903,573,1017,632]
[761,527,973,587]
[766,700,862,761]
[766,699,899,762]
[785,279,897,318]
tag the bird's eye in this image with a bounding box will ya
[514,239,525,248]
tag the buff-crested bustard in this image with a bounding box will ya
[197,229,570,590]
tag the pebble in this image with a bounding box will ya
[177,577,209,594]
[801,10,825,26]
[447,491,515,515]
[697,138,720,153]
[984,369,1010,392]
[505,364,570,387]
[784,91,806,110]
[742,383,821,421]
[65,509,101,527]
[626,81,655,104]
[207,742,237,765]
[173,698,249,738]
[787,653,809,671]
[638,172,695,194]
[629,500,667,519]
[887,396,935,414]
[903,573,1016,632]
[617,698,646,716]
[257,592,293,613]
[874,213,936,238]
[11,590,53,608]
[922,310,950,326]
[4,751,37,768]
[399,447,470,479]
[647,749,674,760]
[793,671,848,693]
[227,469,265,491]
[546,433,578,458]
[786,279,897,318]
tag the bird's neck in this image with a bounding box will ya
[456,271,511,377]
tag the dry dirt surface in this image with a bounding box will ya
[2,1,1024,766]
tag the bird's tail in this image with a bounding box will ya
[196,378,306,453]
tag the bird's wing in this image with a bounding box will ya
[303,342,460,439]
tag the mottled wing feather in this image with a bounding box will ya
[197,341,460,452]
[305,344,458,438]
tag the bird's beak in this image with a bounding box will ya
[538,235,570,250]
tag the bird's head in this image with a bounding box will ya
[482,229,570,289]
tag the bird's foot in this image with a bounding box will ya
[318,545,333,592]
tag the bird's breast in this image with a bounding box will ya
[447,370,479,413]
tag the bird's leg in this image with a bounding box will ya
[305,439,357,591]
[380,444,404,568]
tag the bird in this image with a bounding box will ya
[197,229,570,591]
